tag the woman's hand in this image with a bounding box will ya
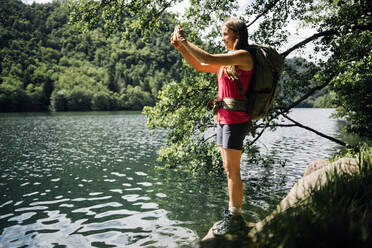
[174,25,186,42]
[171,25,186,50]
[170,25,220,73]
[170,31,183,50]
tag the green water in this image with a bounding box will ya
[0,109,342,247]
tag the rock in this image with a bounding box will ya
[303,159,330,176]
[248,157,359,239]
[195,221,255,248]
[201,221,255,241]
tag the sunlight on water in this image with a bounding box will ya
[0,109,342,247]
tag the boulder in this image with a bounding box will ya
[195,221,255,248]
[248,157,359,239]
[303,158,330,176]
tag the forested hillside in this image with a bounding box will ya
[0,0,184,111]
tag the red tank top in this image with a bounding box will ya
[217,68,253,124]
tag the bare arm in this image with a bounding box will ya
[171,34,220,73]
[181,40,253,71]
[174,25,253,71]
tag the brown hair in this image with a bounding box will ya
[222,18,250,80]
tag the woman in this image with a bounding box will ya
[171,18,254,236]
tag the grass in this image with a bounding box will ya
[254,145,372,248]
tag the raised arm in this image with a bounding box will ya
[175,26,253,71]
[171,33,220,73]
[183,41,253,69]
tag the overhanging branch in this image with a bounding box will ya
[247,0,282,28]
[249,127,266,146]
[282,114,347,147]
[281,29,338,58]
[249,80,331,146]
[143,1,172,28]
[277,82,329,113]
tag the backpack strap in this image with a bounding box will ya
[219,98,247,112]
[209,72,248,118]
[234,77,248,101]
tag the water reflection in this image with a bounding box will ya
[0,109,342,247]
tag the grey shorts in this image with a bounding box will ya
[217,121,251,150]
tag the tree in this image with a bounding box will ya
[68,0,371,172]
[316,1,372,138]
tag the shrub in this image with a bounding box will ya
[91,91,111,111]
[50,89,69,111]
[68,87,91,111]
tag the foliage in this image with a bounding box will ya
[276,57,321,108]
[0,0,183,112]
[143,70,224,174]
[313,0,372,138]
[330,51,371,137]
[312,91,336,108]
[67,0,183,38]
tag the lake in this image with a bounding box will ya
[0,109,343,247]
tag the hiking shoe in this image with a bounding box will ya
[212,209,247,236]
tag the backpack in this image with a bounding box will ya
[245,44,284,120]
[217,44,284,121]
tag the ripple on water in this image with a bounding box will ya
[30,199,70,206]
[72,202,124,217]
[124,187,142,191]
[111,172,126,177]
[133,202,159,210]
[137,182,152,187]
[134,171,147,176]
[8,212,37,224]
[22,191,39,197]
[109,189,123,194]
[15,206,48,212]
[68,208,197,247]
[121,194,151,203]
[89,192,103,196]
[155,193,167,198]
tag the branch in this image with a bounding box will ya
[247,0,282,28]
[202,133,216,144]
[277,82,329,113]
[143,1,172,28]
[249,126,266,146]
[268,124,297,127]
[281,29,338,58]
[282,114,347,147]
[249,81,329,146]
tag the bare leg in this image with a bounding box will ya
[220,146,243,209]
[212,146,246,236]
